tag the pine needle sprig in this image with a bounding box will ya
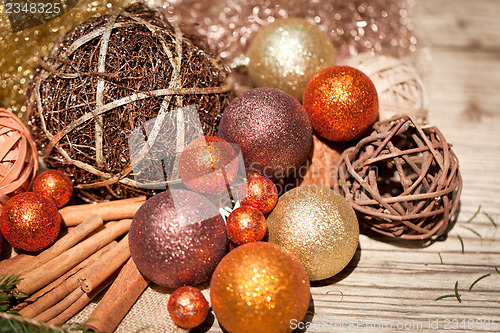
[0,274,27,313]
[0,312,66,333]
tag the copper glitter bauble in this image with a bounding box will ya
[167,286,209,329]
[267,185,359,281]
[218,88,312,179]
[210,242,310,333]
[0,192,61,252]
[303,66,379,142]
[129,189,227,288]
[238,174,278,214]
[33,170,73,208]
[247,18,336,101]
[226,206,267,245]
[179,136,238,196]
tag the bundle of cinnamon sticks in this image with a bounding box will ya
[0,196,150,333]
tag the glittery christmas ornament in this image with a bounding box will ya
[0,192,61,252]
[267,185,359,281]
[129,189,228,288]
[226,206,267,245]
[33,170,73,208]
[303,66,379,142]
[247,18,336,101]
[168,286,210,329]
[210,242,310,333]
[238,174,278,214]
[179,136,238,196]
[219,88,312,179]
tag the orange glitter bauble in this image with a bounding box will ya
[33,170,73,208]
[226,206,267,245]
[0,192,61,252]
[168,286,210,329]
[238,174,278,214]
[210,242,310,333]
[303,66,379,142]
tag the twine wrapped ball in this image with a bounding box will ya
[346,53,429,122]
[333,115,462,240]
[0,108,39,207]
[27,3,233,201]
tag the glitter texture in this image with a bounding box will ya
[267,185,359,281]
[167,286,210,329]
[303,65,379,142]
[0,192,61,252]
[218,88,312,179]
[129,189,228,288]
[226,206,267,245]
[238,174,278,214]
[210,242,310,333]
[247,18,336,101]
[33,170,73,208]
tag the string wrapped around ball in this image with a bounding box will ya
[27,3,233,201]
[333,115,462,240]
[0,108,39,206]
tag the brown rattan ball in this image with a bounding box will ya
[333,115,462,240]
[26,3,233,201]
[0,108,39,207]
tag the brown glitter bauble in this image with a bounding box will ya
[267,185,359,281]
[218,88,312,179]
[226,206,267,245]
[129,189,228,288]
[238,174,277,214]
[167,286,209,329]
[33,170,73,208]
[0,192,61,252]
[27,3,233,201]
[0,108,38,207]
[303,66,379,142]
[179,136,238,196]
[210,242,310,333]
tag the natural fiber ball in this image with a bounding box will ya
[129,189,228,288]
[334,115,462,240]
[267,185,359,281]
[168,286,209,329]
[218,88,312,179]
[33,170,73,208]
[210,242,310,333]
[0,192,61,252]
[303,66,379,142]
[0,108,38,207]
[238,174,278,214]
[347,53,428,121]
[226,206,267,245]
[27,3,233,201]
[247,18,336,101]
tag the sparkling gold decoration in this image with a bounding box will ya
[247,18,335,101]
[267,185,359,281]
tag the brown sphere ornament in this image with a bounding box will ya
[247,18,336,101]
[210,242,310,333]
[129,189,228,288]
[267,185,359,281]
[168,286,210,329]
[0,192,61,252]
[226,206,267,245]
[238,174,278,214]
[303,65,379,142]
[218,88,312,179]
[33,170,73,208]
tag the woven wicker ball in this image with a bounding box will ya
[27,3,233,201]
[0,108,39,207]
[346,53,428,122]
[333,115,462,240]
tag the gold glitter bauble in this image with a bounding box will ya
[247,18,336,101]
[210,242,310,333]
[267,185,359,281]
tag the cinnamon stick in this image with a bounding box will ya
[34,288,83,323]
[18,219,131,295]
[85,258,150,333]
[0,253,34,276]
[60,196,146,227]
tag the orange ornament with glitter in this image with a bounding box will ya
[33,170,73,208]
[303,66,379,142]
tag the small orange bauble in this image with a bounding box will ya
[168,286,209,329]
[226,206,267,245]
[33,170,73,208]
[303,65,379,142]
[238,174,278,214]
